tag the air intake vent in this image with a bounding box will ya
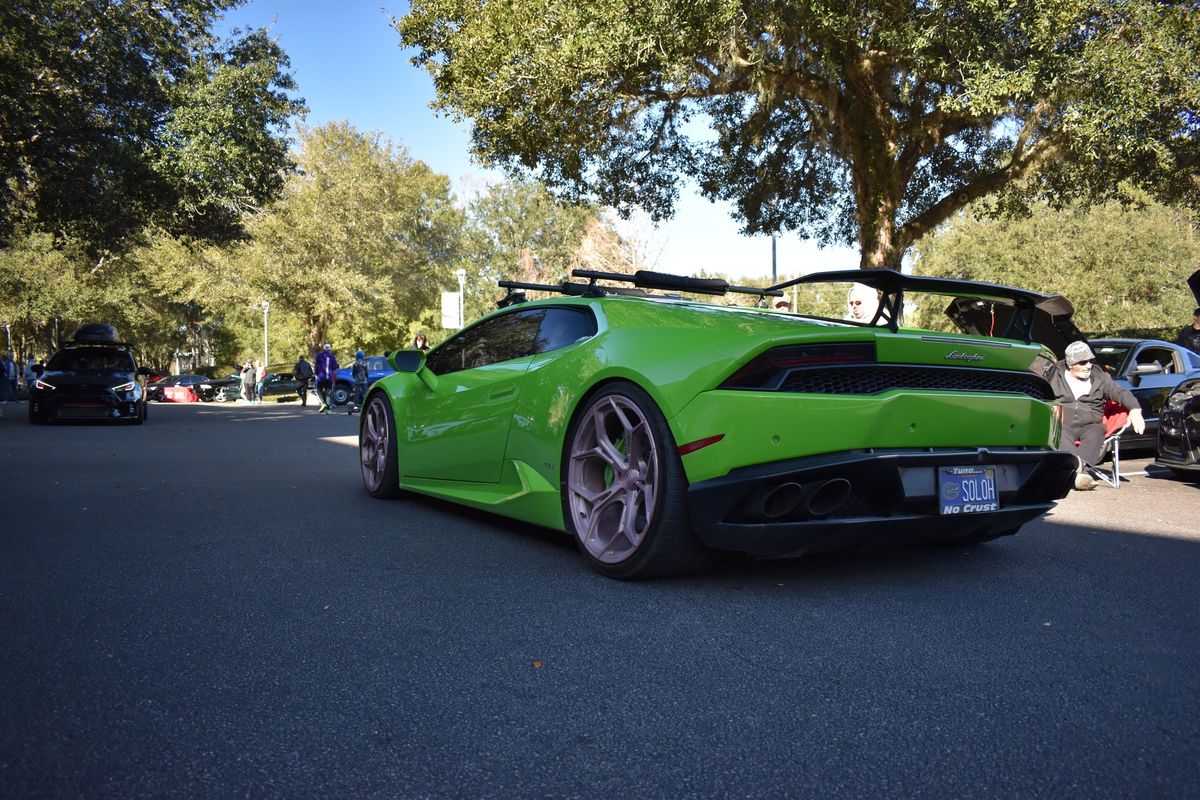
[775,365,1054,400]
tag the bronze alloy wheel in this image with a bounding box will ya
[360,393,401,498]
[563,382,713,579]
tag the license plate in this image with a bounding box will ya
[938,466,999,515]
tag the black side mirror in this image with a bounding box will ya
[387,349,426,373]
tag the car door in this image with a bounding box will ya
[401,309,545,483]
[1124,343,1184,426]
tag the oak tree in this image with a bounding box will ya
[398,0,1200,269]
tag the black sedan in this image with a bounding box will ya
[28,325,151,424]
[146,373,218,402]
[1089,338,1200,447]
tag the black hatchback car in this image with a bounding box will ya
[28,323,151,424]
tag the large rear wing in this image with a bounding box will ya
[770,270,1083,355]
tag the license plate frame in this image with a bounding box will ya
[938,466,999,515]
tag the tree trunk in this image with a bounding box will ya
[849,126,906,271]
[307,313,330,361]
[857,200,903,270]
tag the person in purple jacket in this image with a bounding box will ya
[315,343,339,414]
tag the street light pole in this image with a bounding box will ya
[455,269,467,328]
[262,301,270,367]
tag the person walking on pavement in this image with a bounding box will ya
[293,355,314,406]
[315,343,338,413]
[0,352,14,402]
[254,360,266,404]
[350,349,368,414]
[240,361,256,403]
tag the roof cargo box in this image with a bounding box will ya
[72,323,120,343]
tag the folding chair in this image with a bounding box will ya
[1089,401,1130,488]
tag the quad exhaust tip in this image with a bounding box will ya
[752,478,852,520]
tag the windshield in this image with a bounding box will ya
[1092,343,1132,375]
[47,347,135,372]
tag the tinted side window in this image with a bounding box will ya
[426,310,545,375]
[534,307,597,354]
[1137,346,1176,373]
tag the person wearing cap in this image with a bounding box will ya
[1175,307,1200,354]
[1049,340,1145,490]
[315,343,339,414]
[350,349,368,414]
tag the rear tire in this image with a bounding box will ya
[561,381,715,579]
[28,403,44,425]
[360,392,402,498]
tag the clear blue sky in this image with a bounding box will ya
[218,0,857,281]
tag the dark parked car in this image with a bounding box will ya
[1088,338,1200,447]
[206,373,244,402]
[146,373,218,402]
[258,368,305,401]
[1156,376,1200,479]
[28,323,151,424]
[209,366,303,402]
[1154,268,1200,475]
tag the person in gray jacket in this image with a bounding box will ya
[1049,341,1145,490]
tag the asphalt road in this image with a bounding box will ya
[1,401,1198,799]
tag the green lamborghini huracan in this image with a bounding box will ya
[359,269,1078,579]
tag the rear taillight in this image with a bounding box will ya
[721,343,876,390]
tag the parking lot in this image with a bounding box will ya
[1,403,1197,798]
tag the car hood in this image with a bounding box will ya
[41,370,137,388]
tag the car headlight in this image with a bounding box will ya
[1167,389,1199,411]
[112,381,136,392]
[33,379,56,390]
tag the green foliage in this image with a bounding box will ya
[911,200,1200,337]
[0,231,183,365]
[398,0,1200,269]
[235,122,464,356]
[458,178,600,321]
[0,1,304,254]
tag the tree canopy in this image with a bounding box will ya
[398,0,1200,269]
[457,178,637,322]
[234,122,464,357]
[0,0,304,254]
